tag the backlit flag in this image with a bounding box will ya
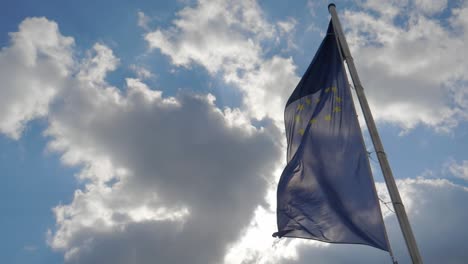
[273,21,389,251]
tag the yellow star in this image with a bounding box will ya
[298,129,305,135]
[332,86,337,93]
[315,98,320,103]
[310,118,317,124]
[333,106,341,112]
[335,96,342,103]
[305,98,311,105]
[325,87,330,93]
[324,115,332,121]
[295,115,301,123]
[297,104,304,111]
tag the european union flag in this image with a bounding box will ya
[273,21,389,251]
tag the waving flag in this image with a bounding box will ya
[273,21,389,251]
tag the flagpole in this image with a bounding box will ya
[328,3,423,264]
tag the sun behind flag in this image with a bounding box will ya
[273,20,389,251]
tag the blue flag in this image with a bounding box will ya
[273,21,389,251]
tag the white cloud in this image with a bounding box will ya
[144,0,298,125]
[129,64,155,79]
[414,0,448,15]
[445,159,468,181]
[0,16,283,264]
[277,18,297,34]
[277,18,298,51]
[145,0,271,73]
[307,0,318,17]
[0,17,74,138]
[342,1,468,131]
[137,11,151,31]
[361,0,447,18]
[360,0,409,20]
[46,73,283,263]
[77,43,119,85]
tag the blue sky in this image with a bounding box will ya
[1,0,468,263]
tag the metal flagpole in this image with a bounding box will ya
[328,3,423,264]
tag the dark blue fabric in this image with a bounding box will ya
[274,21,389,251]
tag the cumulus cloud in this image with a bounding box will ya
[0,11,286,263]
[137,11,151,31]
[46,73,282,263]
[129,64,155,80]
[414,0,448,15]
[276,18,298,51]
[277,18,297,35]
[1,15,283,264]
[145,0,272,72]
[0,17,74,138]
[144,0,299,124]
[445,159,468,181]
[343,0,468,131]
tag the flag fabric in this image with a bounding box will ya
[273,21,389,251]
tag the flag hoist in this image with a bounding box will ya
[273,3,423,264]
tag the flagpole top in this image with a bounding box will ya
[328,3,336,11]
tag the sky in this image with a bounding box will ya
[1,0,468,263]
